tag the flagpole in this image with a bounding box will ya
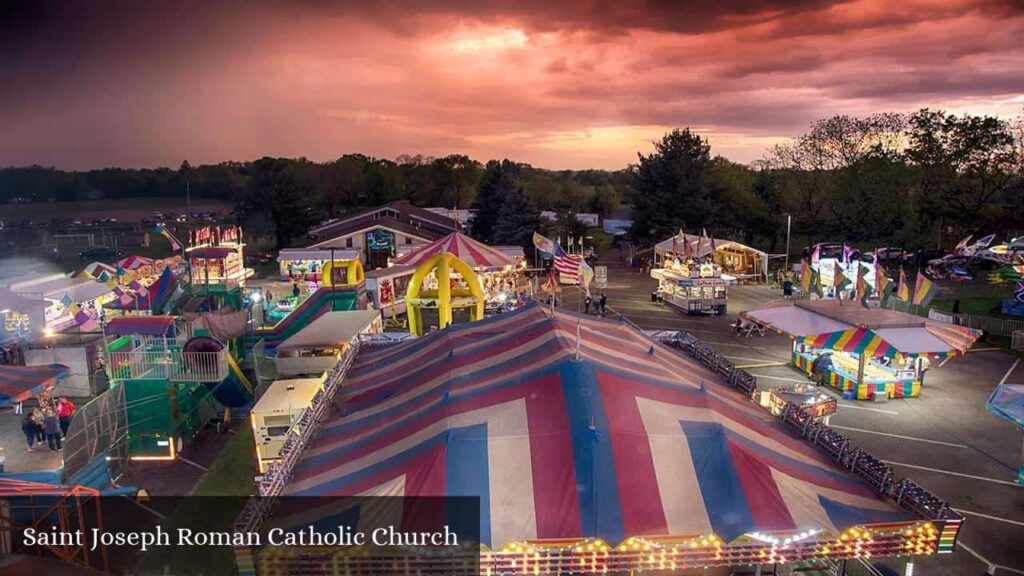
[575,279,583,362]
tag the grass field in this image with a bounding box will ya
[136,427,255,575]
[3,197,234,222]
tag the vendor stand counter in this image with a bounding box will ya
[651,266,735,315]
[794,346,924,401]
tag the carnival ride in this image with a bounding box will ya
[248,281,369,352]
[226,303,962,576]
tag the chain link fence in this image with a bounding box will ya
[62,384,129,482]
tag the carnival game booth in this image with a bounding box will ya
[0,289,46,343]
[744,301,981,401]
[277,248,361,282]
[187,226,254,302]
[656,232,768,283]
[274,310,382,377]
[651,260,737,315]
[242,304,958,575]
[392,231,526,310]
[364,264,416,318]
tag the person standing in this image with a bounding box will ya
[782,278,794,299]
[30,408,45,443]
[584,295,593,315]
[599,293,608,316]
[43,409,62,451]
[56,397,75,438]
[21,412,39,452]
[292,282,301,299]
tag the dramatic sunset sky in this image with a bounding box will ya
[2,0,1022,170]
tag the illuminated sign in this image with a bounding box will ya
[366,229,394,251]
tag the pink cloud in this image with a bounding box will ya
[0,0,1022,170]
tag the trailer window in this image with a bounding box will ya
[266,426,291,437]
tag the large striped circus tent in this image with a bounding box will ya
[392,231,517,269]
[281,303,911,548]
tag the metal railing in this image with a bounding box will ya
[1013,330,1024,351]
[234,341,360,535]
[106,348,229,382]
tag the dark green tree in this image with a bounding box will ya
[469,159,521,243]
[492,185,541,255]
[236,157,314,248]
[630,128,714,241]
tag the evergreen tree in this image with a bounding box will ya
[237,157,314,248]
[492,185,541,255]
[630,128,714,241]
[469,159,520,243]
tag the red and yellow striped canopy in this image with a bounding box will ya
[393,231,516,269]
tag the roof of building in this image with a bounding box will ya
[309,201,457,242]
[277,248,361,262]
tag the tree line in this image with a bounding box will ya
[2,108,1020,253]
[631,110,1023,254]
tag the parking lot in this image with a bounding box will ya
[561,258,1024,576]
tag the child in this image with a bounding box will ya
[44,409,62,451]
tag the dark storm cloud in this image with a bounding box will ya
[0,0,1022,169]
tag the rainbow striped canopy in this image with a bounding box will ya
[72,261,116,279]
[282,304,909,547]
[392,232,516,269]
[796,327,897,359]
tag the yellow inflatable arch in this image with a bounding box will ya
[321,259,365,287]
[406,253,485,336]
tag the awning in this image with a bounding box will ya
[743,304,849,336]
[105,315,177,337]
[796,327,898,359]
[0,364,69,404]
[745,302,982,358]
[188,247,233,259]
[278,248,360,262]
[17,277,113,304]
[277,310,381,351]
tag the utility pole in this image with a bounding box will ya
[784,214,792,272]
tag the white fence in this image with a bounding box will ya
[1013,330,1024,351]
[106,349,228,382]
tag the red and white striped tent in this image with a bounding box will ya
[118,255,154,271]
[392,232,516,270]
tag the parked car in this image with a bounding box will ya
[873,247,905,262]
[78,247,122,260]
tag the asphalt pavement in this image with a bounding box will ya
[563,255,1024,576]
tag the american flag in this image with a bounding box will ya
[552,242,583,277]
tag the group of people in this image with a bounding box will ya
[20,396,76,452]
[583,293,609,316]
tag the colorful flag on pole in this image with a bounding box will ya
[896,268,910,301]
[578,258,595,297]
[683,236,693,258]
[154,224,183,251]
[811,267,823,298]
[671,231,680,256]
[532,232,556,255]
[912,271,937,307]
[874,260,892,302]
[834,264,851,294]
[856,265,872,308]
[810,244,821,263]
[800,259,811,293]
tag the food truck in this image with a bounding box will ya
[251,372,327,473]
[651,261,736,315]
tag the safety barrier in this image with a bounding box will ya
[1013,330,1024,351]
[646,330,757,396]
[234,341,360,535]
